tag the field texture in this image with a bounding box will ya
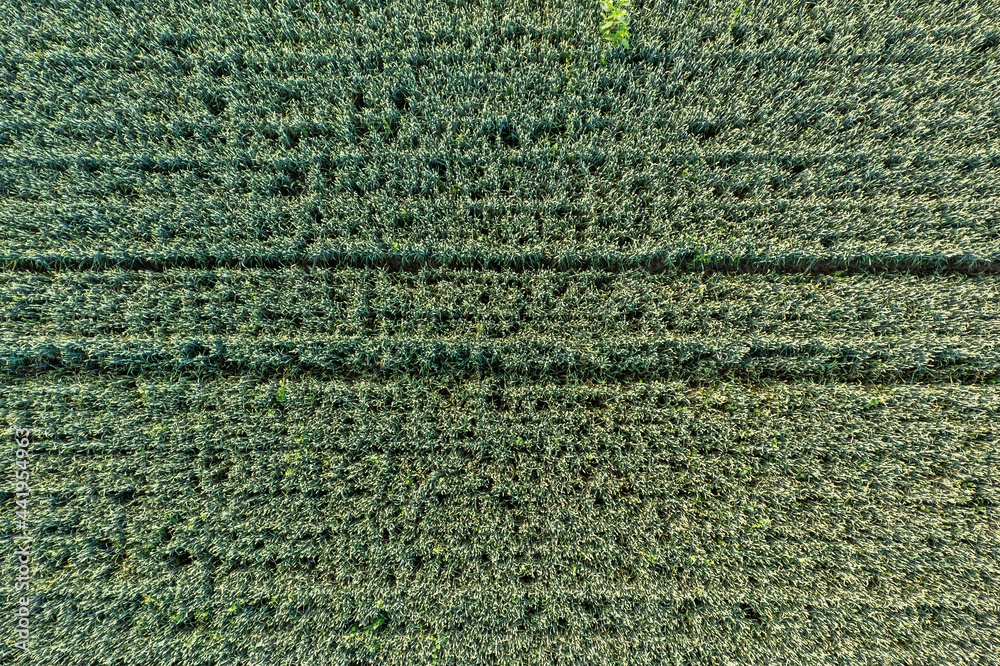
[2,0,1000,663]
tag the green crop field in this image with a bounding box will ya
[2,0,999,663]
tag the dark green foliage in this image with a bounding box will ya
[2,0,999,663]
[3,377,999,664]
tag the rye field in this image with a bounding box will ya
[1,0,999,663]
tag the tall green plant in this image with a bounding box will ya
[599,0,631,49]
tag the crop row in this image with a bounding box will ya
[3,147,998,205]
[3,248,999,286]
[2,334,998,384]
[9,0,992,60]
[3,375,997,663]
[2,67,995,156]
[5,3,994,128]
[3,195,997,263]
[2,269,998,340]
[3,12,996,173]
